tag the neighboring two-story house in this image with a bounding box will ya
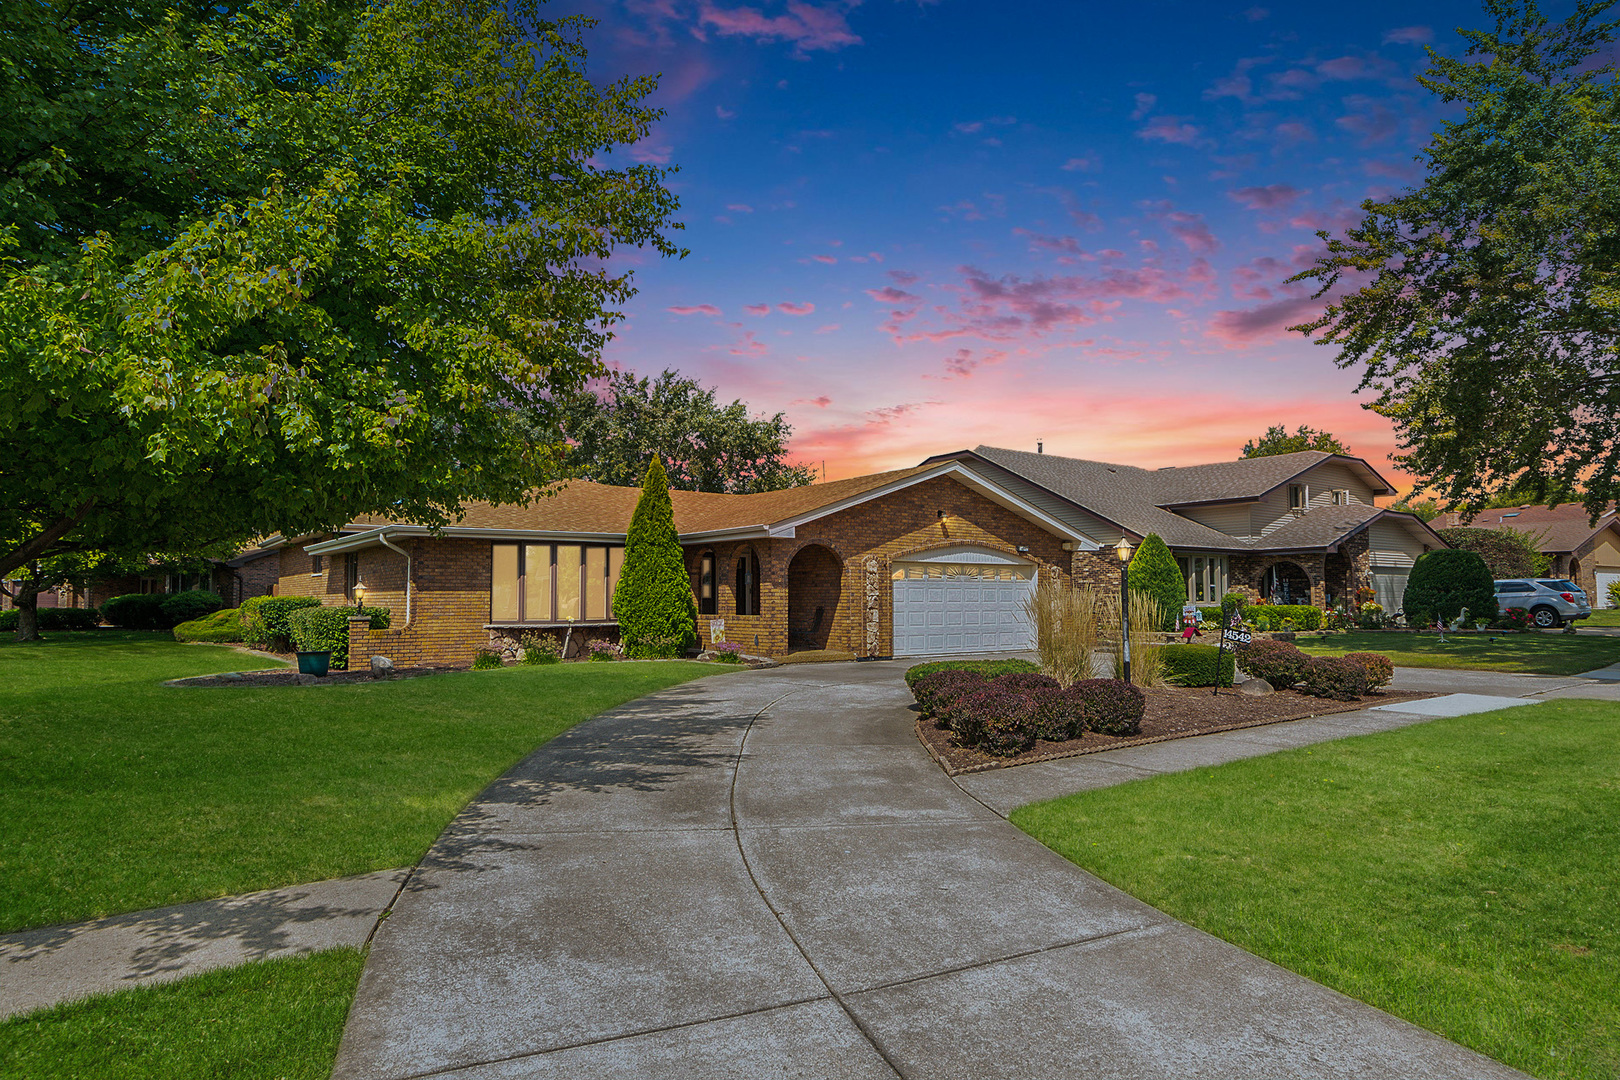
[252,443,1441,665]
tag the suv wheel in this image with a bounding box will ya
[1531,605,1562,629]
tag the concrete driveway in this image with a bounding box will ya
[333,662,1522,1080]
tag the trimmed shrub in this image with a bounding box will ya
[1067,678,1145,736]
[1345,651,1394,691]
[1031,687,1088,741]
[613,456,697,658]
[903,657,1039,689]
[1298,656,1369,701]
[519,632,563,664]
[1160,643,1237,687]
[1128,534,1184,631]
[285,605,390,671]
[100,593,170,629]
[1238,640,1308,689]
[993,672,1061,694]
[1609,581,1620,609]
[912,669,987,721]
[472,649,503,670]
[949,685,1041,757]
[241,595,323,649]
[1404,549,1497,627]
[172,608,245,642]
[1246,604,1322,631]
[159,589,223,625]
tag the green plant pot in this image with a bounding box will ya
[296,651,331,677]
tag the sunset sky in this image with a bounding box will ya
[566,0,1491,491]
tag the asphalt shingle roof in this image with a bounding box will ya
[1442,504,1620,553]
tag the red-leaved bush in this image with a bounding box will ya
[912,669,986,723]
[1238,639,1308,689]
[1344,651,1393,691]
[1298,656,1369,701]
[1066,679,1146,736]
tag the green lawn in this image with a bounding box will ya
[1299,629,1620,675]
[1581,608,1620,628]
[0,632,717,932]
[1013,700,1620,1080]
[0,948,364,1079]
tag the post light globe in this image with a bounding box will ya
[1114,537,1134,563]
[354,581,367,607]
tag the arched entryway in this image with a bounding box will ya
[1259,561,1312,605]
[788,545,842,649]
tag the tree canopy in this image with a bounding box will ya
[1240,425,1351,458]
[0,0,683,581]
[1291,0,1620,521]
[556,369,816,493]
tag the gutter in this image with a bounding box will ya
[376,530,413,627]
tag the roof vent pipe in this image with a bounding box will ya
[377,531,413,626]
[1037,439,1043,454]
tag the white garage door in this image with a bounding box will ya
[1369,566,1410,616]
[1595,569,1620,608]
[892,547,1036,657]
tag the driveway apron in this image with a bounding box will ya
[333,662,1522,1080]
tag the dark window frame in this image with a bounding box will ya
[344,553,360,600]
[735,548,761,616]
[491,542,623,624]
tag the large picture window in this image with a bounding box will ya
[491,543,624,623]
[735,548,761,616]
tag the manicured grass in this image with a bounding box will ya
[1299,629,1620,675]
[1580,608,1620,628]
[0,632,717,932]
[0,948,364,1079]
[1013,700,1620,1080]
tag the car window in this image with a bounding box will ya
[1495,581,1533,593]
[1536,580,1580,591]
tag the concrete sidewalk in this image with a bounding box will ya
[333,664,1525,1080]
[0,869,407,1019]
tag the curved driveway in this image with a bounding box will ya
[333,662,1522,1080]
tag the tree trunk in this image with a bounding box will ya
[15,579,41,642]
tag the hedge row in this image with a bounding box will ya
[239,596,324,650]
[101,589,223,630]
[911,669,1144,757]
[0,607,102,632]
[1194,602,1323,631]
[1235,640,1392,700]
[285,605,391,670]
[1161,643,1236,687]
[903,657,1040,688]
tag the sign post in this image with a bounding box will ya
[1213,601,1252,695]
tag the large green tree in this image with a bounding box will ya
[1292,0,1620,520]
[1241,425,1352,459]
[556,369,817,493]
[0,0,683,582]
[1128,534,1184,631]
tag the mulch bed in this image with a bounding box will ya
[917,684,1437,776]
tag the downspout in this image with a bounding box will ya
[377,531,413,627]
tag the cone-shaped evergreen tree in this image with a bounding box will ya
[613,456,697,657]
[1128,533,1184,631]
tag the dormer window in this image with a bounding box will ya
[1289,484,1307,510]
[1332,489,1349,506]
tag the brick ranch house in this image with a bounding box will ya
[249,445,1443,666]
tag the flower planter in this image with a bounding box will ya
[296,650,332,677]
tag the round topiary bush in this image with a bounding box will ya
[1403,549,1497,628]
[1238,639,1308,689]
[1067,678,1146,736]
[160,589,223,625]
[100,593,169,629]
[912,669,986,721]
[1129,533,1185,631]
[1298,656,1369,701]
[1344,651,1393,691]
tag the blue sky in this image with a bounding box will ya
[563,0,1496,487]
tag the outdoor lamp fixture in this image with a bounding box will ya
[1114,538,1134,684]
[353,582,367,611]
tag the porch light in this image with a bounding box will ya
[1115,538,1133,684]
[354,581,367,611]
[1114,537,1134,563]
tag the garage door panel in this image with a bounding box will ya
[893,557,1035,657]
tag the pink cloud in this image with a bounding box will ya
[630,143,673,165]
[1130,93,1157,120]
[1271,121,1315,144]
[1014,229,1085,256]
[794,395,832,408]
[1137,115,1205,146]
[744,303,771,316]
[954,121,984,134]
[729,329,768,356]
[716,105,737,119]
[726,203,755,213]
[1243,6,1269,20]
[698,2,861,54]
[1316,55,1399,82]
[937,347,1009,379]
[778,301,815,315]
[1382,25,1433,45]
[1163,211,1218,254]
[1206,295,1326,345]
[865,286,920,304]
[1337,95,1400,144]
[889,270,921,285]
[811,254,837,265]
[668,304,721,316]
[813,323,840,334]
[1364,159,1420,181]
[1061,154,1100,172]
[1228,184,1302,210]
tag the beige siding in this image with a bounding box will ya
[1253,490,1295,537]
[1298,462,1377,507]
[1368,520,1429,568]
[1179,504,1253,539]
[1589,536,1620,569]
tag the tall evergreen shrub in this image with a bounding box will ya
[613,456,697,658]
[1403,549,1497,627]
[1128,534,1184,631]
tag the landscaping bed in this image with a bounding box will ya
[916,684,1434,775]
[166,666,443,688]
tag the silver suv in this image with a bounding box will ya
[1493,579,1591,628]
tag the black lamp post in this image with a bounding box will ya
[1114,537,1134,683]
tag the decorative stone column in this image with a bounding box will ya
[863,556,882,657]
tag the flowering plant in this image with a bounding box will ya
[587,639,623,661]
[713,641,745,664]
